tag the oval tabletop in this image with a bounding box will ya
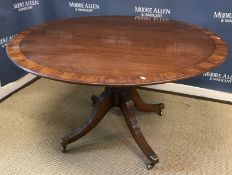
[7,16,228,86]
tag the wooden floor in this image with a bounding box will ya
[0,78,231,175]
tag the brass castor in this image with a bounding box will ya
[147,163,154,170]
[60,138,68,153]
[147,155,159,170]
[158,103,165,116]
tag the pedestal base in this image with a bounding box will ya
[60,87,164,170]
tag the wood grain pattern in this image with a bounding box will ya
[7,16,228,86]
[130,88,164,115]
[60,88,113,152]
[120,90,159,169]
[60,87,160,169]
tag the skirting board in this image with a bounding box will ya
[0,74,231,103]
[144,83,232,104]
[0,74,38,102]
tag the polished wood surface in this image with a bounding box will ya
[60,87,163,169]
[6,16,229,169]
[7,16,228,86]
[130,88,164,115]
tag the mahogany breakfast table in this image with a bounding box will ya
[7,16,228,170]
